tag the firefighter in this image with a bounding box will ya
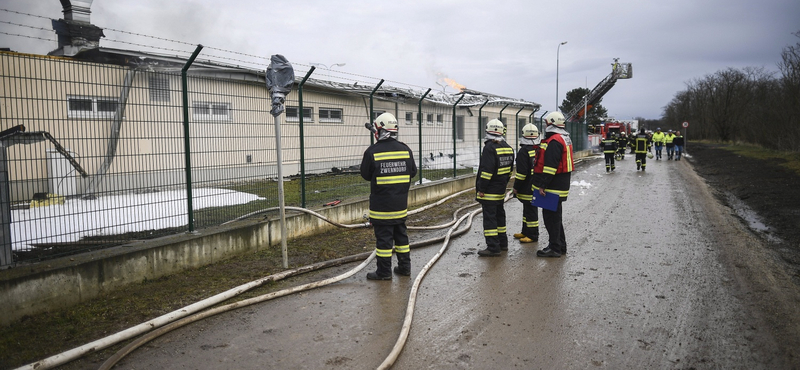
[360,113,417,280]
[532,111,574,258]
[634,127,651,171]
[600,132,618,172]
[651,127,666,160]
[617,131,628,160]
[476,119,514,257]
[512,123,540,244]
[665,129,676,160]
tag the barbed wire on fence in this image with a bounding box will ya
[0,7,444,99]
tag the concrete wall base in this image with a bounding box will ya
[0,175,476,326]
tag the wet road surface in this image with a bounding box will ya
[115,155,794,369]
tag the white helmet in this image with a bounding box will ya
[373,112,398,133]
[485,119,505,135]
[543,111,566,127]
[522,123,539,139]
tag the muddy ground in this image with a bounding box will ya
[685,143,800,280]
[2,142,800,369]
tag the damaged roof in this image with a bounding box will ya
[71,47,541,110]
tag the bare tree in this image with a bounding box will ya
[777,31,800,150]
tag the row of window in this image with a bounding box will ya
[285,107,343,123]
[66,97,348,124]
[66,96,233,121]
[66,97,502,131]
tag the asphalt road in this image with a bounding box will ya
[113,154,797,370]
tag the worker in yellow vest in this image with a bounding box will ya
[665,130,676,160]
[651,128,666,160]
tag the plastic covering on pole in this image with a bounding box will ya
[265,54,295,117]
[265,54,295,269]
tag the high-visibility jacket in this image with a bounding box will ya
[665,133,676,145]
[635,133,651,153]
[600,138,618,154]
[651,131,666,145]
[617,136,629,151]
[513,144,538,201]
[532,131,573,200]
[360,138,417,225]
[476,140,514,203]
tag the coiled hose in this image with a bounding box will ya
[16,188,484,370]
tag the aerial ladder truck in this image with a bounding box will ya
[563,58,633,124]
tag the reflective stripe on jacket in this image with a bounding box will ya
[360,138,417,225]
[476,140,514,203]
[532,131,573,200]
[652,132,666,145]
[513,144,537,201]
[600,139,618,154]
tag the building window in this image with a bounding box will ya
[192,101,231,121]
[405,111,414,125]
[148,75,170,102]
[426,113,434,125]
[67,96,118,119]
[286,106,313,122]
[436,114,444,126]
[456,115,465,141]
[371,110,385,120]
[319,108,342,123]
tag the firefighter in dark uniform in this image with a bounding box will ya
[512,123,540,244]
[360,113,417,280]
[600,132,618,172]
[616,131,628,160]
[634,127,652,171]
[476,119,514,257]
[532,111,574,258]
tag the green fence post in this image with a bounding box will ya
[499,104,509,121]
[514,106,524,149]
[181,44,203,232]
[452,94,464,178]
[369,79,384,145]
[298,67,315,208]
[478,99,489,154]
[417,88,431,184]
[539,110,548,134]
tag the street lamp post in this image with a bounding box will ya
[556,41,567,112]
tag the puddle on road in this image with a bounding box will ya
[724,192,782,244]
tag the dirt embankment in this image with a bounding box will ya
[686,143,800,280]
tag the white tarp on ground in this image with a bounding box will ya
[12,188,263,250]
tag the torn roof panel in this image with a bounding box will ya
[71,47,540,110]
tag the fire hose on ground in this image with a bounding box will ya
[16,188,509,370]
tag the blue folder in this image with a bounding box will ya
[531,191,559,211]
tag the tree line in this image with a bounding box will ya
[661,31,800,151]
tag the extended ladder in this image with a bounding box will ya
[564,59,632,122]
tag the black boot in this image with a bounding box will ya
[367,256,392,280]
[394,252,411,276]
[499,234,509,251]
[478,248,502,257]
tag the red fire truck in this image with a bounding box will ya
[598,121,632,138]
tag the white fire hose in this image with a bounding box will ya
[16,188,485,370]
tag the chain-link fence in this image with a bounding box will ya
[0,51,567,266]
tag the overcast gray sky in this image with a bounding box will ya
[2,0,799,119]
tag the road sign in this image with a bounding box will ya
[682,121,689,128]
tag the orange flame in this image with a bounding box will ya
[442,77,466,91]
